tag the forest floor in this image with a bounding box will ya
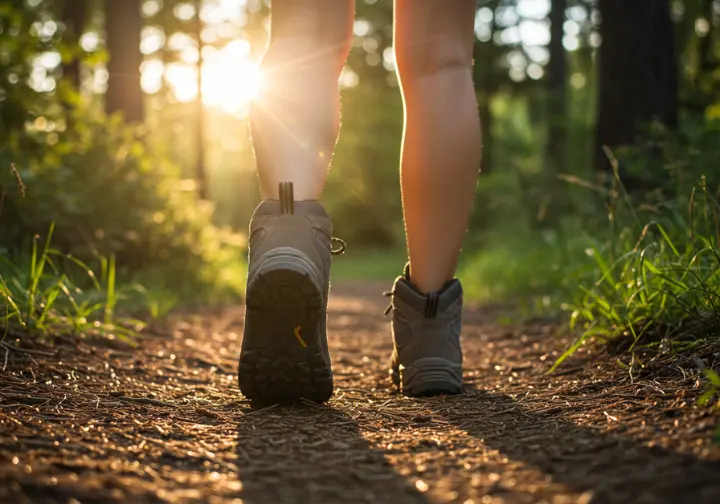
[1,282,719,504]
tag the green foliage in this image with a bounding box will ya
[554,123,720,363]
[330,248,407,283]
[0,105,246,306]
[697,368,720,442]
[0,0,60,149]
[460,235,570,308]
[462,117,720,378]
[459,91,599,306]
[0,223,141,341]
[698,369,720,408]
[0,0,246,314]
[554,182,720,370]
[325,83,405,247]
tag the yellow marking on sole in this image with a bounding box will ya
[293,326,307,349]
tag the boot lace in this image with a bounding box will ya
[383,289,440,318]
[383,290,394,315]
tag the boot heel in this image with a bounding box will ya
[239,266,332,404]
[400,357,462,396]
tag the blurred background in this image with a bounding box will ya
[1,0,719,309]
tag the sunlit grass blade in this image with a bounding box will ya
[550,324,609,372]
[104,254,116,327]
[26,223,55,327]
[47,251,102,291]
[36,278,65,329]
[656,223,680,257]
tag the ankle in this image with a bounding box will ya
[404,263,454,295]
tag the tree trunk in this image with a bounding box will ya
[195,0,207,199]
[697,0,715,84]
[596,0,678,175]
[478,91,493,173]
[546,0,567,173]
[161,0,177,101]
[61,0,87,89]
[105,0,144,123]
[474,0,499,173]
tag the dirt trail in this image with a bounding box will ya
[1,282,719,504]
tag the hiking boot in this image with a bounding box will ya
[386,265,463,396]
[238,182,342,403]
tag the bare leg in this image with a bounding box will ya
[394,0,481,293]
[251,0,354,201]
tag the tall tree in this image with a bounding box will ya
[61,0,87,89]
[473,0,500,173]
[691,0,718,110]
[546,0,567,173]
[105,0,144,122]
[697,0,716,80]
[195,0,207,199]
[596,0,678,174]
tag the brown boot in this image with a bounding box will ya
[238,182,343,403]
[387,265,463,396]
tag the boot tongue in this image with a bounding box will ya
[253,200,329,217]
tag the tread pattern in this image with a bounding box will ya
[238,269,333,404]
[238,349,332,403]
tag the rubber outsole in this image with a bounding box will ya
[392,357,463,397]
[238,268,333,404]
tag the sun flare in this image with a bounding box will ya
[142,39,262,116]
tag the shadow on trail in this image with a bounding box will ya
[427,387,720,504]
[234,404,428,504]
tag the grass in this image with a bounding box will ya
[553,153,720,370]
[458,145,720,433]
[458,238,573,309]
[460,142,720,391]
[0,223,145,343]
[698,368,720,442]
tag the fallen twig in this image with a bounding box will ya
[1,342,57,357]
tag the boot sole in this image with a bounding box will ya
[239,267,333,404]
[395,357,463,397]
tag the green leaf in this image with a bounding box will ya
[697,389,716,408]
[704,369,720,388]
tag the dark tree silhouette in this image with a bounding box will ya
[195,0,207,199]
[61,0,87,89]
[473,0,500,173]
[698,0,716,72]
[596,0,678,174]
[105,0,144,122]
[695,0,717,99]
[546,0,567,173]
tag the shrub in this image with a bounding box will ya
[555,143,720,369]
[460,119,720,369]
[0,106,246,306]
